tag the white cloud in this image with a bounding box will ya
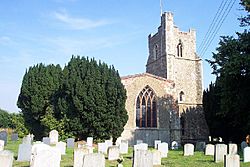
[0,36,12,44]
[53,11,110,30]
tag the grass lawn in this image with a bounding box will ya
[4,140,250,167]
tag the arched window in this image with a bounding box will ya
[136,86,157,128]
[179,91,185,102]
[177,40,183,57]
[153,44,158,60]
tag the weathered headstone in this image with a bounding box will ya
[196,141,206,151]
[133,149,153,167]
[74,148,90,167]
[82,153,105,167]
[67,138,74,148]
[0,131,7,146]
[184,143,194,156]
[98,142,107,154]
[134,143,148,151]
[241,141,248,151]
[214,144,227,163]
[56,141,66,155]
[224,154,240,167]
[152,150,161,166]
[17,143,32,161]
[244,147,250,163]
[157,142,168,157]
[87,137,93,147]
[49,130,58,144]
[228,143,237,155]
[136,140,143,144]
[205,144,214,156]
[11,133,18,141]
[0,150,14,167]
[119,140,128,154]
[42,137,50,145]
[108,146,120,160]
[154,140,161,149]
[171,141,179,150]
[0,140,4,151]
[22,136,32,144]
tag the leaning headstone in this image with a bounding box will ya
[0,150,14,167]
[17,143,32,161]
[0,131,7,146]
[119,140,128,154]
[22,136,32,144]
[224,154,240,167]
[108,146,120,160]
[241,141,248,151]
[196,142,206,151]
[11,133,18,141]
[67,138,75,148]
[154,140,161,149]
[157,142,168,157]
[98,142,107,154]
[152,150,161,165]
[74,148,90,167]
[134,143,148,151]
[82,153,105,167]
[205,144,214,156]
[136,140,143,144]
[56,141,66,155]
[87,137,93,147]
[42,137,50,145]
[133,149,153,167]
[184,143,194,156]
[214,144,227,163]
[244,147,250,163]
[171,141,179,150]
[228,143,237,155]
[49,130,58,144]
[0,140,4,151]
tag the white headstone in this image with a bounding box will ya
[49,130,58,144]
[205,144,214,156]
[171,141,179,150]
[98,142,107,154]
[108,146,120,160]
[224,154,240,167]
[184,143,194,156]
[209,136,211,142]
[196,141,206,151]
[17,143,32,161]
[134,143,148,151]
[74,148,90,167]
[152,150,161,165]
[154,140,161,149]
[22,136,32,144]
[214,144,227,163]
[244,147,250,163]
[82,153,105,167]
[228,143,237,155]
[0,131,7,146]
[157,142,168,157]
[87,137,93,147]
[119,140,128,154]
[136,140,143,144]
[55,141,66,155]
[0,140,4,151]
[0,150,14,167]
[219,137,223,142]
[241,141,248,151]
[42,137,50,145]
[133,149,153,167]
[105,140,112,149]
[67,138,74,148]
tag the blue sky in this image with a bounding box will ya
[0,0,247,112]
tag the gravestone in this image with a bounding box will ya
[157,142,168,157]
[98,142,107,154]
[0,150,14,167]
[152,150,161,165]
[87,137,93,147]
[209,136,211,142]
[133,149,153,167]
[184,143,194,156]
[22,136,32,144]
[228,143,237,155]
[108,146,120,160]
[171,141,179,150]
[119,140,128,154]
[11,133,18,141]
[243,147,250,163]
[154,140,161,149]
[134,143,148,151]
[196,141,206,151]
[74,148,90,167]
[224,154,240,167]
[42,137,50,145]
[214,144,227,163]
[136,140,143,144]
[82,153,105,167]
[0,140,4,151]
[56,141,66,155]
[49,130,58,144]
[241,141,248,151]
[219,137,223,142]
[67,138,74,148]
[0,131,7,146]
[205,144,214,156]
[17,143,32,161]
[105,140,112,149]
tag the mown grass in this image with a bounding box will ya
[5,140,250,167]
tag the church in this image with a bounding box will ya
[119,12,209,146]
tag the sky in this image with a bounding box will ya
[0,0,247,113]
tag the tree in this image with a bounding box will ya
[0,108,12,128]
[239,0,250,26]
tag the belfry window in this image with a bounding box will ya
[153,44,158,60]
[136,86,157,128]
[177,40,183,57]
[179,91,185,102]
